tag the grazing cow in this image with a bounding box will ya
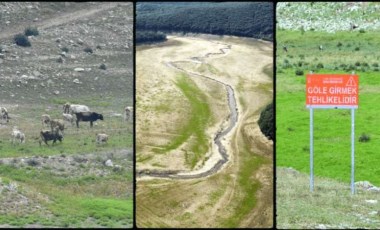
[350,22,358,30]
[41,114,51,127]
[63,102,70,114]
[75,112,103,128]
[1,107,9,123]
[96,133,108,144]
[62,113,74,125]
[63,103,90,114]
[50,119,65,134]
[11,127,25,144]
[124,106,133,122]
[39,129,63,146]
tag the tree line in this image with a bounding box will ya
[136,2,273,41]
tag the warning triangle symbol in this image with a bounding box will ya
[346,77,356,86]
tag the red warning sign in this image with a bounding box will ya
[306,74,359,108]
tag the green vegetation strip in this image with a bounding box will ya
[0,164,133,227]
[222,128,268,227]
[156,74,211,168]
[0,129,132,158]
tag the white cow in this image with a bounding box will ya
[62,113,74,125]
[1,107,9,123]
[124,106,133,122]
[96,133,108,144]
[11,127,25,144]
[63,103,90,114]
[41,114,51,127]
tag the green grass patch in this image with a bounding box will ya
[0,124,132,159]
[0,164,132,227]
[155,74,211,168]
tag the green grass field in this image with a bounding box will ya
[277,30,380,186]
[0,162,133,227]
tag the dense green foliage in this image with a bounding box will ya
[258,102,274,140]
[136,2,273,41]
[136,30,167,44]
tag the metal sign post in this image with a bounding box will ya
[306,73,358,194]
[351,108,355,194]
[310,108,314,192]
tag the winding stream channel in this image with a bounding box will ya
[137,40,239,180]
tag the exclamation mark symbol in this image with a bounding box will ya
[346,77,356,86]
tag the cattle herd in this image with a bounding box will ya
[0,103,133,147]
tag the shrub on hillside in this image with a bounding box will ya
[61,47,69,53]
[83,47,93,53]
[295,69,304,76]
[14,34,31,47]
[316,63,324,69]
[26,158,40,167]
[99,63,107,70]
[24,27,39,36]
[258,102,273,140]
[359,133,370,142]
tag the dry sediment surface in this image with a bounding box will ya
[136,35,273,227]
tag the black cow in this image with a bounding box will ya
[39,130,63,146]
[75,112,103,128]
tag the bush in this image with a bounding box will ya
[258,102,273,140]
[83,47,93,53]
[26,158,40,167]
[316,63,324,69]
[302,146,309,152]
[372,63,379,67]
[340,63,347,68]
[359,133,370,142]
[359,29,365,33]
[295,69,304,76]
[337,42,343,47]
[354,47,360,51]
[24,27,39,36]
[99,63,107,70]
[61,47,69,53]
[56,57,64,63]
[14,34,31,47]
[354,61,361,66]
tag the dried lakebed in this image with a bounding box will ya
[137,42,239,179]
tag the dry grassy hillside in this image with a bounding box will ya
[0,2,133,228]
